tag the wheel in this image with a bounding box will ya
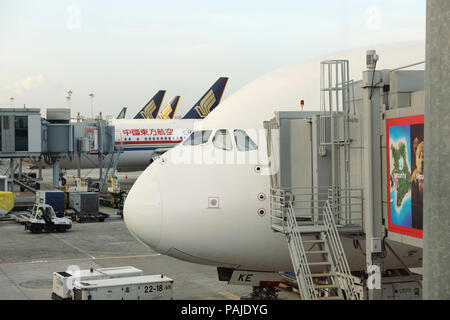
[57,225,67,232]
[98,216,105,222]
[30,224,42,234]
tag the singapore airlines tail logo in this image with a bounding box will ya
[194,90,216,118]
[157,104,172,119]
[140,101,157,119]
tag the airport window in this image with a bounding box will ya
[15,116,28,151]
[233,129,258,151]
[3,116,9,129]
[213,129,233,151]
[183,130,212,146]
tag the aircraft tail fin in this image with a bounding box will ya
[134,90,166,119]
[157,96,180,119]
[182,77,228,119]
[116,107,127,119]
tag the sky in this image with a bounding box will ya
[0,0,426,118]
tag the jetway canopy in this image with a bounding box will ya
[266,67,425,248]
[0,108,115,159]
[0,108,42,157]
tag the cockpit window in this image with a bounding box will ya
[183,130,212,146]
[233,129,258,151]
[213,129,233,151]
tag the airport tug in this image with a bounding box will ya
[25,204,72,233]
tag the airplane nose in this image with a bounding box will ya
[123,166,163,251]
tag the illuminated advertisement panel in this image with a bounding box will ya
[84,127,98,153]
[386,115,424,239]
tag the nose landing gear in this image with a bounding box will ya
[241,286,281,300]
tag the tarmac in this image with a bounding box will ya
[0,166,299,300]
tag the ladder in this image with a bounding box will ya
[98,151,122,193]
[283,201,358,300]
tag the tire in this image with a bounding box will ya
[30,224,42,234]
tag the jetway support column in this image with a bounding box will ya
[19,159,22,179]
[53,158,60,187]
[362,65,385,300]
[423,0,450,300]
[38,156,43,181]
[9,158,14,192]
[77,153,81,178]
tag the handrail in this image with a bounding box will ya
[285,202,318,300]
[270,187,363,229]
[323,201,358,300]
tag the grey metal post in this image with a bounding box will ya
[98,120,103,187]
[53,158,60,187]
[423,0,450,300]
[9,158,14,192]
[362,66,385,300]
[38,156,43,181]
[19,158,22,179]
[77,153,81,178]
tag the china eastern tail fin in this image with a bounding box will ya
[157,96,180,119]
[134,90,166,119]
[182,77,228,119]
[116,107,127,119]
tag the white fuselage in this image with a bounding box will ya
[123,42,425,273]
[124,128,422,272]
[60,119,200,171]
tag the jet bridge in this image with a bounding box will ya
[266,52,424,300]
[0,108,119,197]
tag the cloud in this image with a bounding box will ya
[200,12,254,27]
[156,44,223,55]
[4,74,46,96]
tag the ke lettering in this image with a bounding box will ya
[238,273,253,282]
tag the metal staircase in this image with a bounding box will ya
[271,188,360,300]
[266,58,361,300]
[98,150,122,193]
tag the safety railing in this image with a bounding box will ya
[284,202,318,300]
[323,201,359,300]
[270,186,363,231]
